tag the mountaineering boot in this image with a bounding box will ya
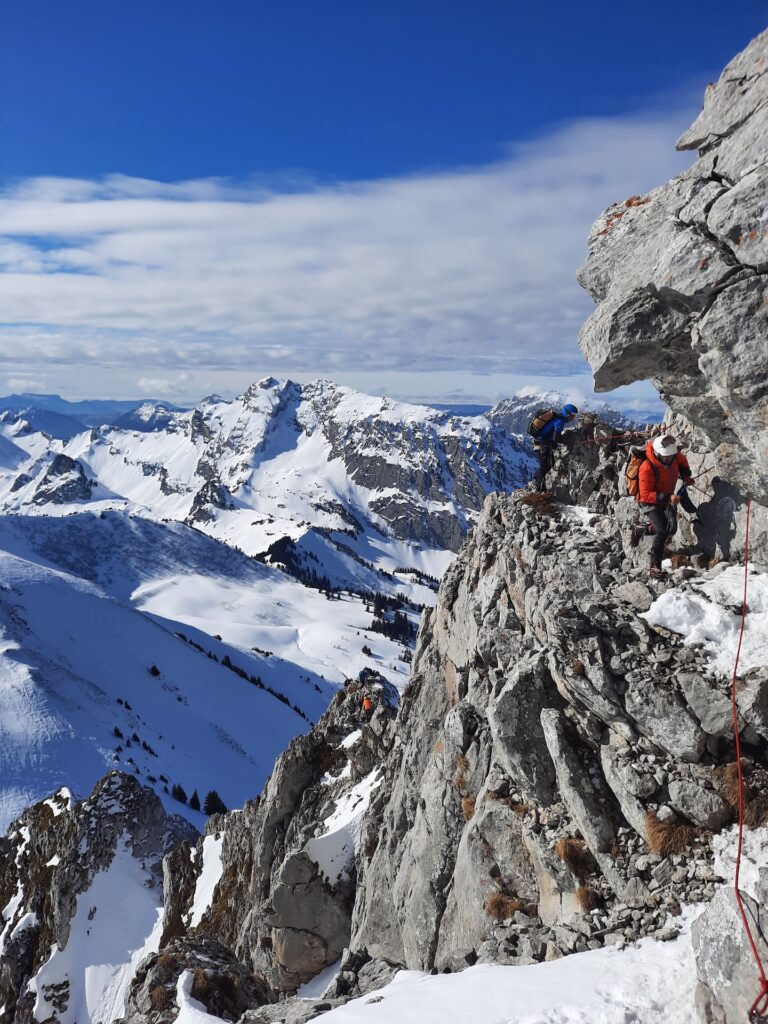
[648,566,668,581]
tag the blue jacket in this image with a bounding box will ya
[537,410,569,444]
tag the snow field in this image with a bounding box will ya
[313,934,698,1024]
[30,836,164,1024]
[304,770,382,884]
[187,834,225,928]
[0,548,321,829]
[642,564,768,677]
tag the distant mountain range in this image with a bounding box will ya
[0,392,185,439]
[0,377,534,826]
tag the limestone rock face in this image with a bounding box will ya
[347,423,759,977]
[578,30,768,507]
[692,829,768,1024]
[158,673,399,994]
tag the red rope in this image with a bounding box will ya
[729,496,768,1021]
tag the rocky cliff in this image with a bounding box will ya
[578,29,768,556]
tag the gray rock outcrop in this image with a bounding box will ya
[578,30,768,517]
[31,453,94,505]
[157,673,399,994]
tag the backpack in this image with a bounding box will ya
[625,446,647,498]
[528,409,557,439]
[362,695,373,712]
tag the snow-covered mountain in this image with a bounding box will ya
[0,392,186,430]
[0,508,423,832]
[112,401,184,433]
[1,377,533,584]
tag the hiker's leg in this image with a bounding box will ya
[535,446,553,492]
[644,507,668,567]
[534,448,546,491]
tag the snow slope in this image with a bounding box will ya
[0,511,419,830]
[30,837,165,1024]
[642,564,768,678]
[0,545,315,830]
[313,930,697,1024]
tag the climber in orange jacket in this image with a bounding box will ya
[630,435,694,578]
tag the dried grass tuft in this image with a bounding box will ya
[191,967,210,1000]
[715,762,768,828]
[645,811,696,855]
[575,886,601,912]
[453,751,470,790]
[150,985,172,1011]
[520,492,561,519]
[554,837,592,880]
[461,796,476,821]
[485,891,537,921]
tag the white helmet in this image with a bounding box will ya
[653,435,678,457]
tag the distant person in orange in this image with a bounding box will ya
[630,435,694,579]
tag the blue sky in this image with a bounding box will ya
[0,2,766,409]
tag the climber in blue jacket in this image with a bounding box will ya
[530,404,579,492]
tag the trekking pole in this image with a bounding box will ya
[686,482,716,500]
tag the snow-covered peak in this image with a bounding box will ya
[113,401,184,433]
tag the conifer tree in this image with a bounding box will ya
[203,790,227,815]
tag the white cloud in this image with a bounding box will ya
[0,105,696,402]
[136,373,193,397]
[4,377,46,394]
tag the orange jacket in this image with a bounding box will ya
[638,443,691,505]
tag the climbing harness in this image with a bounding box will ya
[728,497,768,1022]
